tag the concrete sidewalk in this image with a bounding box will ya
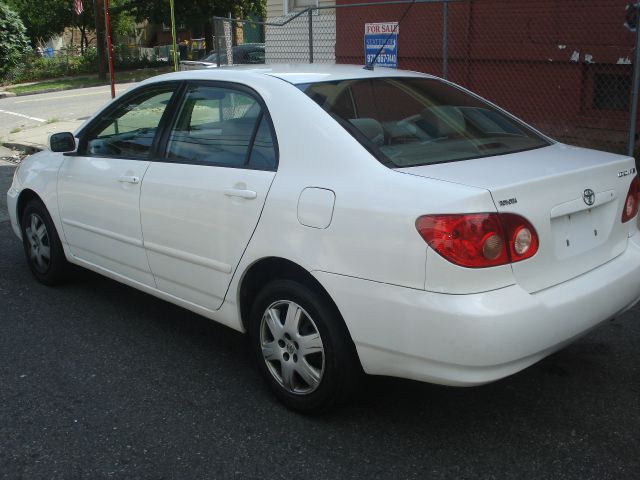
[2,119,83,152]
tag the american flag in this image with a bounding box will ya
[74,0,83,15]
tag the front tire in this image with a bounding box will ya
[249,278,360,414]
[20,199,69,285]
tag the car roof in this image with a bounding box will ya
[144,64,434,86]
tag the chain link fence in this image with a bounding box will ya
[214,0,640,156]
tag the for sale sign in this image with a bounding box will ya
[364,22,399,68]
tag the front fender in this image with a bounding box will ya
[13,151,66,244]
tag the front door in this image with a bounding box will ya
[57,83,179,286]
[140,82,278,310]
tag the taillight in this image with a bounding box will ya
[500,213,539,262]
[621,175,639,223]
[415,213,538,268]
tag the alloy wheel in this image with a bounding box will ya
[24,213,51,274]
[259,300,325,395]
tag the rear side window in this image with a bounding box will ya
[165,84,276,169]
[298,78,550,168]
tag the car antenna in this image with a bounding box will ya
[364,0,417,71]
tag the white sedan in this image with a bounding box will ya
[6,65,640,413]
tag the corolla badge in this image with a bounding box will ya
[618,167,636,178]
[583,188,595,206]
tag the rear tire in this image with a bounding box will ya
[249,278,360,414]
[20,199,69,286]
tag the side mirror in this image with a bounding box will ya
[49,132,76,153]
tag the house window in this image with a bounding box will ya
[592,74,630,111]
[286,0,318,15]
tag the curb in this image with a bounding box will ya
[0,91,17,99]
[1,143,43,154]
[12,87,70,97]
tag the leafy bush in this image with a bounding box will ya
[3,46,168,85]
[0,2,31,81]
[79,47,99,69]
[5,51,94,84]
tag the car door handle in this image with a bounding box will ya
[223,188,257,200]
[118,175,140,184]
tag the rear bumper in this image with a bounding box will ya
[313,233,640,386]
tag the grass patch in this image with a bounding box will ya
[7,78,104,95]
[9,127,21,134]
[46,117,59,124]
[5,67,173,96]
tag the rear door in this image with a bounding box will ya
[140,82,278,310]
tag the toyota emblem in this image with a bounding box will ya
[583,189,595,206]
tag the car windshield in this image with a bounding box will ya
[297,77,551,168]
[203,52,218,62]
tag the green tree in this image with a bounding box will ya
[123,0,265,52]
[0,1,31,80]
[3,0,131,48]
[111,1,136,40]
[5,0,73,47]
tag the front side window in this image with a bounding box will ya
[165,84,277,169]
[83,85,177,159]
[298,78,550,168]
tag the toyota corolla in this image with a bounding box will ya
[6,65,640,413]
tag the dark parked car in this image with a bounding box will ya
[180,43,265,70]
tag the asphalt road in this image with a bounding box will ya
[0,84,135,138]
[1,160,639,479]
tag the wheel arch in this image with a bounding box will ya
[16,188,43,225]
[237,257,359,355]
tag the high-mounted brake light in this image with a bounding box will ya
[621,175,639,223]
[415,212,539,268]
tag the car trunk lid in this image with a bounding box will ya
[399,143,636,293]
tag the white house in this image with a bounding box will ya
[265,0,337,63]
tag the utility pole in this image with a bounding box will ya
[628,3,640,156]
[104,0,116,97]
[94,0,107,80]
[169,0,178,71]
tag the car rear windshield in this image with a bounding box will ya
[296,77,551,168]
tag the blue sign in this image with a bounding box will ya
[364,22,399,68]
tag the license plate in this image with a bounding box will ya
[551,204,615,259]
